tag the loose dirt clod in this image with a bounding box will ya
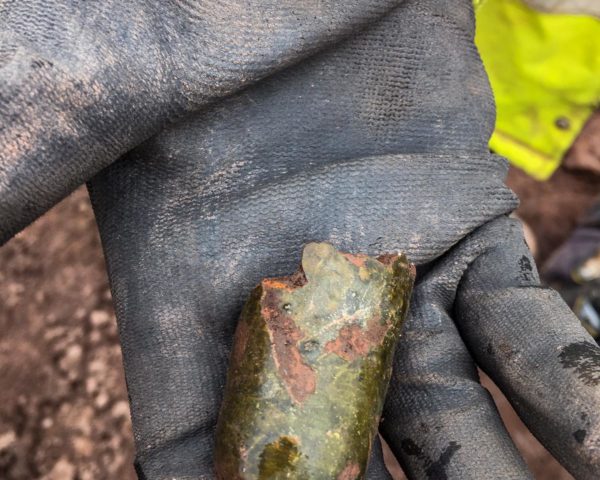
[215,242,415,479]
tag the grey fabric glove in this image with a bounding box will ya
[2,1,600,479]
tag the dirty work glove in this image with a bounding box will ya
[2,0,600,478]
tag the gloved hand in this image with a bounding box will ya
[2,1,599,479]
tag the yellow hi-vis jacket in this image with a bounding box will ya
[475,0,600,179]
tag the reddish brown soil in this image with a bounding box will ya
[0,161,598,478]
[507,167,600,265]
[0,189,136,480]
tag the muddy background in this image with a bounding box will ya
[1,157,599,478]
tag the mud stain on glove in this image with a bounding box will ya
[400,438,462,480]
[559,341,600,387]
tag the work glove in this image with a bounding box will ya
[2,0,599,478]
